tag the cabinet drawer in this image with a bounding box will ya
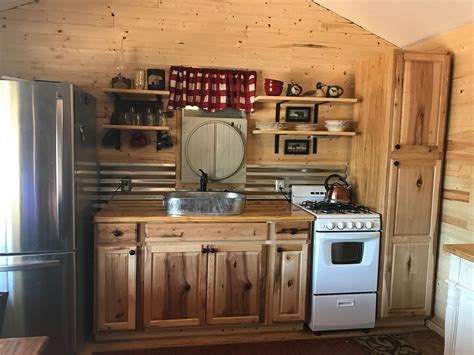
[145,223,267,241]
[275,222,311,240]
[97,223,137,243]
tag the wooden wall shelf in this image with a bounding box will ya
[252,130,356,136]
[103,88,170,97]
[102,124,170,131]
[255,95,358,104]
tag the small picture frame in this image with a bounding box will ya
[284,139,310,155]
[285,106,311,122]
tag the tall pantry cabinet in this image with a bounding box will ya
[351,49,451,319]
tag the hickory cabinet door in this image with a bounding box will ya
[383,159,442,317]
[143,244,207,328]
[272,244,308,322]
[391,51,450,154]
[206,244,266,325]
[96,246,137,331]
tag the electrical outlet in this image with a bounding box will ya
[275,179,285,192]
[121,178,132,192]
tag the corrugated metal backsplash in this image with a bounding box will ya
[98,162,346,204]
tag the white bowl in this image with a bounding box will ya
[324,120,351,126]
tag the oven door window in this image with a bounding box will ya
[331,242,364,264]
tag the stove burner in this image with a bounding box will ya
[300,201,375,214]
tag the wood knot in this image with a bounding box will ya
[416,176,423,188]
[184,284,191,291]
[243,282,252,290]
[233,261,238,268]
[287,279,294,288]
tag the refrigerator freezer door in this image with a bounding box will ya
[0,252,76,354]
[0,80,74,254]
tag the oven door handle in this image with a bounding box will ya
[318,232,379,241]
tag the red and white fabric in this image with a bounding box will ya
[167,66,257,113]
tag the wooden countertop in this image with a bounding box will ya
[443,244,474,263]
[95,200,315,223]
[0,336,48,355]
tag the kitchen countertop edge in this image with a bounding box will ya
[443,243,474,263]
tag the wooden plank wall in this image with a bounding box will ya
[407,23,474,330]
[0,0,393,168]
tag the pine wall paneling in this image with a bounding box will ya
[0,0,394,170]
[407,23,474,330]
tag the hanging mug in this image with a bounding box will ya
[326,85,344,98]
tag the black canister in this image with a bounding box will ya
[147,69,166,90]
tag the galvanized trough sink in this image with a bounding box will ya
[163,191,246,215]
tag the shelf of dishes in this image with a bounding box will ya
[102,124,170,131]
[254,120,353,133]
[254,95,358,104]
[251,130,355,136]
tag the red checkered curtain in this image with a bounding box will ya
[168,66,257,112]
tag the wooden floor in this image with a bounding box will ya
[82,327,444,355]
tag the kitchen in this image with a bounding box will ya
[0,0,473,354]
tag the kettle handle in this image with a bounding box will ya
[324,174,348,191]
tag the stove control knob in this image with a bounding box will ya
[337,222,346,230]
[366,221,374,229]
[355,221,363,230]
[347,221,354,229]
[326,222,335,230]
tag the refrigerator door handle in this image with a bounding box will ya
[55,94,64,239]
[0,259,60,272]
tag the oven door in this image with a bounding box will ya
[312,232,379,294]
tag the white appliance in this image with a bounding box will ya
[292,185,381,332]
[181,108,247,184]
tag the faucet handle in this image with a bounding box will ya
[199,169,208,177]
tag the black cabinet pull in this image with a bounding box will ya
[201,246,209,254]
[394,144,401,150]
[112,229,123,237]
[394,161,400,166]
[289,228,298,235]
[209,247,217,254]
[129,250,136,256]
[277,247,283,253]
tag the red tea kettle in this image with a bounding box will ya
[324,174,351,204]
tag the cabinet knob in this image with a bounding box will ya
[129,250,136,256]
[289,228,298,235]
[394,144,401,150]
[277,247,283,253]
[209,247,217,254]
[112,229,123,237]
[201,246,209,254]
[394,161,400,166]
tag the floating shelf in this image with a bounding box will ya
[102,88,170,97]
[255,95,358,104]
[102,124,170,131]
[252,130,356,136]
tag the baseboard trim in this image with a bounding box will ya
[426,319,445,337]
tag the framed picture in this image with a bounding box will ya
[284,139,310,155]
[285,106,311,122]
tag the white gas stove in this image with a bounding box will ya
[292,185,381,333]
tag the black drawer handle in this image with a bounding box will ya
[277,247,283,253]
[129,250,135,256]
[394,161,400,166]
[289,228,299,235]
[112,229,123,237]
[394,144,401,150]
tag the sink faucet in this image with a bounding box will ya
[199,169,208,192]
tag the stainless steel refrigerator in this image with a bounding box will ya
[0,79,97,354]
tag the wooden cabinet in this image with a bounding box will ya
[391,52,450,155]
[272,243,308,322]
[352,49,450,320]
[95,221,310,335]
[96,246,137,331]
[206,244,266,325]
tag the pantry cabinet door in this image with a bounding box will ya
[96,246,137,331]
[143,244,207,328]
[382,159,442,317]
[206,244,266,325]
[391,51,450,155]
[272,244,308,322]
